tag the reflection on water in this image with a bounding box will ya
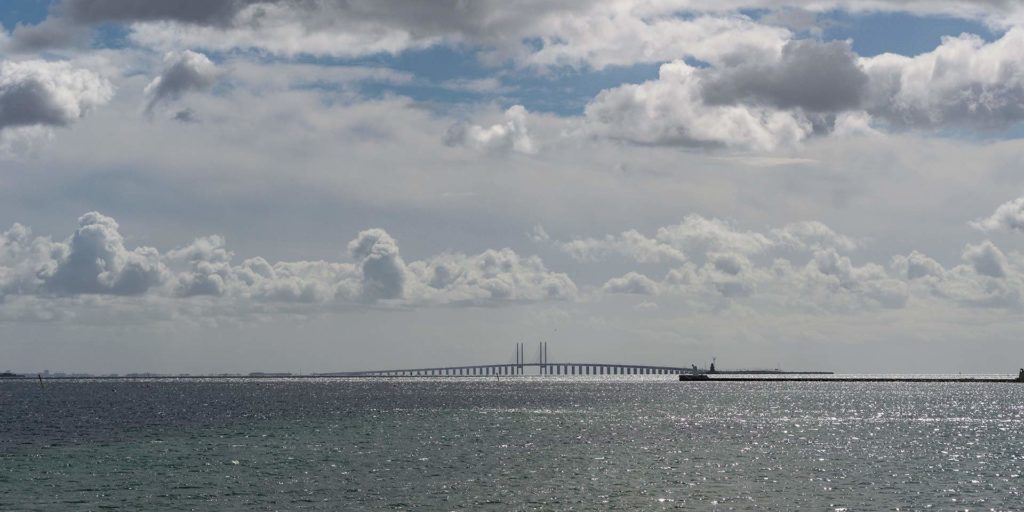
[2,378,1022,510]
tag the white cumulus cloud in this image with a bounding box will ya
[444,105,536,154]
[862,28,1024,130]
[585,59,815,151]
[0,212,577,317]
[972,196,1024,233]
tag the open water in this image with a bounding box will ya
[2,377,1023,510]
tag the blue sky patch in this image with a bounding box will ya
[823,11,996,56]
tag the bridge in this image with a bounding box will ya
[317,343,703,377]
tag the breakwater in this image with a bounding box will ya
[680,375,1024,383]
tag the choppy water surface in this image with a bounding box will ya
[2,377,1023,510]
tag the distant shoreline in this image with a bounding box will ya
[2,373,1020,381]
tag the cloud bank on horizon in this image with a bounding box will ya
[4,202,1024,322]
[4,0,1024,371]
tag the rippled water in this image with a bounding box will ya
[2,377,1023,510]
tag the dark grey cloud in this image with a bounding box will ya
[28,0,592,52]
[0,80,74,128]
[56,0,256,25]
[172,108,199,123]
[0,60,112,131]
[144,50,220,114]
[702,39,868,113]
[7,20,91,53]
[6,0,249,50]
[962,240,1008,278]
[348,229,407,302]
[51,0,587,35]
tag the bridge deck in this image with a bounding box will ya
[319,362,700,377]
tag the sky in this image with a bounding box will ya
[4,1,1024,374]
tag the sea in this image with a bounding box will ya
[2,376,1023,510]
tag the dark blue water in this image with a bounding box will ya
[2,377,1023,510]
